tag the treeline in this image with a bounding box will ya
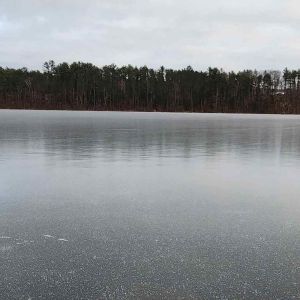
[1,60,300,113]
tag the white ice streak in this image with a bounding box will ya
[57,238,68,242]
[16,240,29,245]
[43,234,55,239]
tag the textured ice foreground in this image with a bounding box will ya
[1,110,300,299]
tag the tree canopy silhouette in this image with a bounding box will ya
[0,61,299,113]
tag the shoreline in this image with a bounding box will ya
[0,107,299,116]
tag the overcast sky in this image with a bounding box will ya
[0,0,299,71]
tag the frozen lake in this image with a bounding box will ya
[1,110,300,299]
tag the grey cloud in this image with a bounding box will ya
[0,0,299,71]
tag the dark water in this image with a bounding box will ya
[1,110,300,299]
